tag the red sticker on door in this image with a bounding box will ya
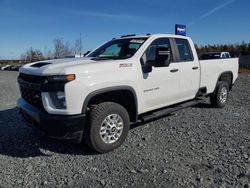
[119,63,132,68]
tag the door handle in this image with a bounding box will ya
[170,69,179,73]
[192,66,199,70]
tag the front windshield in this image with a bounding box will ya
[88,38,148,59]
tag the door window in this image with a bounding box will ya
[142,38,172,67]
[175,39,194,62]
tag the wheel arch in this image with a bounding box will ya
[82,86,138,122]
[216,71,233,91]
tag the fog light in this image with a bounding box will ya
[56,91,66,107]
[49,92,66,109]
[57,91,65,100]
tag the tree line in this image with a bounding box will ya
[21,37,82,63]
[21,39,250,63]
[195,41,250,57]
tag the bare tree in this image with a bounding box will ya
[45,49,54,60]
[21,47,44,63]
[53,38,72,58]
[43,47,54,60]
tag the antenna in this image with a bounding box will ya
[80,32,82,57]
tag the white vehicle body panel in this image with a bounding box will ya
[200,58,238,93]
[18,34,239,116]
[177,38,200,102]
[138,63,181,112]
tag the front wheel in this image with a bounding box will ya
[210,81,229,108]
[85,102,130,153]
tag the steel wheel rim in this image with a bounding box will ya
[99,114,124,144]
[219,87,228,103]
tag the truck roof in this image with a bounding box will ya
[118,34,191,40]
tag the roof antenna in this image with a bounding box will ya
[80,32,82,57]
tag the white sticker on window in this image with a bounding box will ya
[130,39,144,44]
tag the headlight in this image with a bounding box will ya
[44,74,75,109]
[49,91,66,109]
[46,74,75,83]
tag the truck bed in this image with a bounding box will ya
[199,58,239,94]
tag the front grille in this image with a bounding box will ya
[19,73,46,84]
[20,86,43,107]
[18,73,44,108]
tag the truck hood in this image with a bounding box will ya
[19,57,113,75]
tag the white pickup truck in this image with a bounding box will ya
[17,34,238,153]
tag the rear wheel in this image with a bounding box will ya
[84,102,130,153]
[210,81,229,108]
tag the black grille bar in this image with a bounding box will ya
[18,73,44,108]
[18,73,67,108]
[18,77,41,91]
[19,86,43,107]
[19,73,46,84]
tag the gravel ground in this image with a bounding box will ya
[0,71,250,187]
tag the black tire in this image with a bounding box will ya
[210,81,229,108]
[84,102,130,153]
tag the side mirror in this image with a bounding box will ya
[155,47,171,67]
[142,64,152,73]
[140,58,152,73]
[84,51,91,57]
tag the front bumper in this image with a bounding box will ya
[17,98,86,143]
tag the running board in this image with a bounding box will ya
[140,100,200,122]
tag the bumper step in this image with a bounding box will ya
[140,100,201,122]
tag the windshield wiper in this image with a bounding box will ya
[90,57,110,61]
[91,56,127,60]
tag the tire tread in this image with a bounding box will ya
[84,102,130,153]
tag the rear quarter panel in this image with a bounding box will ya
[200,58,239,93]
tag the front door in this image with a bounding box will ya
[139,38,181,112]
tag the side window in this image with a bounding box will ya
[142,38,172,67]
[175,39,194,62]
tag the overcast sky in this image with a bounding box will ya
[0,0,249,59]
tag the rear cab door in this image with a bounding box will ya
[172,38,200,101]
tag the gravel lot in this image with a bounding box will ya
[0,71,250,187]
